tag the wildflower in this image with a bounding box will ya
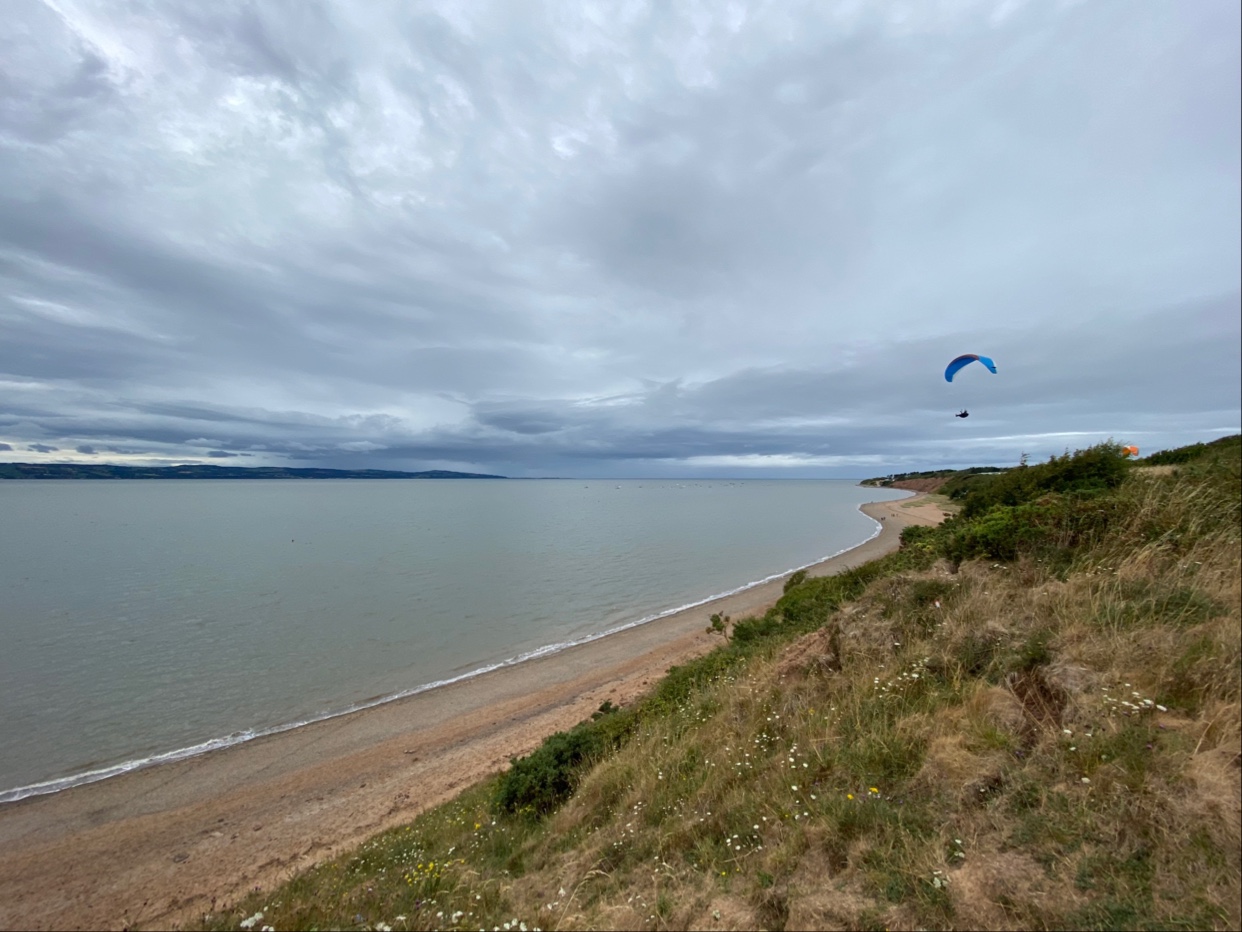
[847,793,854,800]
[869,787,879,794]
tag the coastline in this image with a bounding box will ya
[0,492,948,931]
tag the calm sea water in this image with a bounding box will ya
[0,479,908,800]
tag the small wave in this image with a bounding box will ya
[0,508,895,805]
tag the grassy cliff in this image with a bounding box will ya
[206,438,1240,931]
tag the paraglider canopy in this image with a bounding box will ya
[944,354,997,382]
[1122,445,1140,457]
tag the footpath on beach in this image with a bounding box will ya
[0,493,949,932]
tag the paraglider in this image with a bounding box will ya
[1122,445,1140,457]
[944,354,997,382]
[945,354,996,419]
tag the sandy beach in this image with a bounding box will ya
[0,493,948,931]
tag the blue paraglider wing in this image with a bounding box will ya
[945,354,998,382]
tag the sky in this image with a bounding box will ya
[1,0,1238,478]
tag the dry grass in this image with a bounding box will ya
[205,454,1240,932]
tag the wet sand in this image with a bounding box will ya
[0,493,949,931]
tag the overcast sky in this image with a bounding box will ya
[1,0,1238,478]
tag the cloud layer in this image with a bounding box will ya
[2,0,1238,476]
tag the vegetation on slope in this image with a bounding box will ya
[205,437,1240,932]
[1140,434,1241,467]
[860,466,1001,493]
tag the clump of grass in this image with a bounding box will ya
[202,438,1240,932]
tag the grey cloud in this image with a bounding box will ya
[0,4,120,145]
[0,1,1236,477]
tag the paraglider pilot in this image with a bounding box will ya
[955,410,969,418]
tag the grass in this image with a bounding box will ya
[201,437,1240,931]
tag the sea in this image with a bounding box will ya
[0,478,909,802]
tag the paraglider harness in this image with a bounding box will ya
[955,410,969,418]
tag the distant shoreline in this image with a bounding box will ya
[0,463,505,480]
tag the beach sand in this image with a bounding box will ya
[0,493,949,931]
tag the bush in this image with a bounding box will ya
[730,611,785,645]
[959,443,1131,518]
[1144,434,1240,466]
[939,492,1117,567]
[650,649,746,709]
[940,468,1009,500]
[775,568,864,631]
[783,569,808,593]
[494,703,635,817]
[899,524,936,548]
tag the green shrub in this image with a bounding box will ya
[939,491,1118,567]
[959,443,1131,518]
[730,612,785,645]
[899,524,936,548]
[940,469,1009,500]
[648,648,746,709]
[494,702,635,817]
[783,568,808,593]
[1144,434,1240,466]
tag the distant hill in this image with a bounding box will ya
[0,463,505,480]
[860,465,1004,493]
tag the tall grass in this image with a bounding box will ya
[204,439,1240,932]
